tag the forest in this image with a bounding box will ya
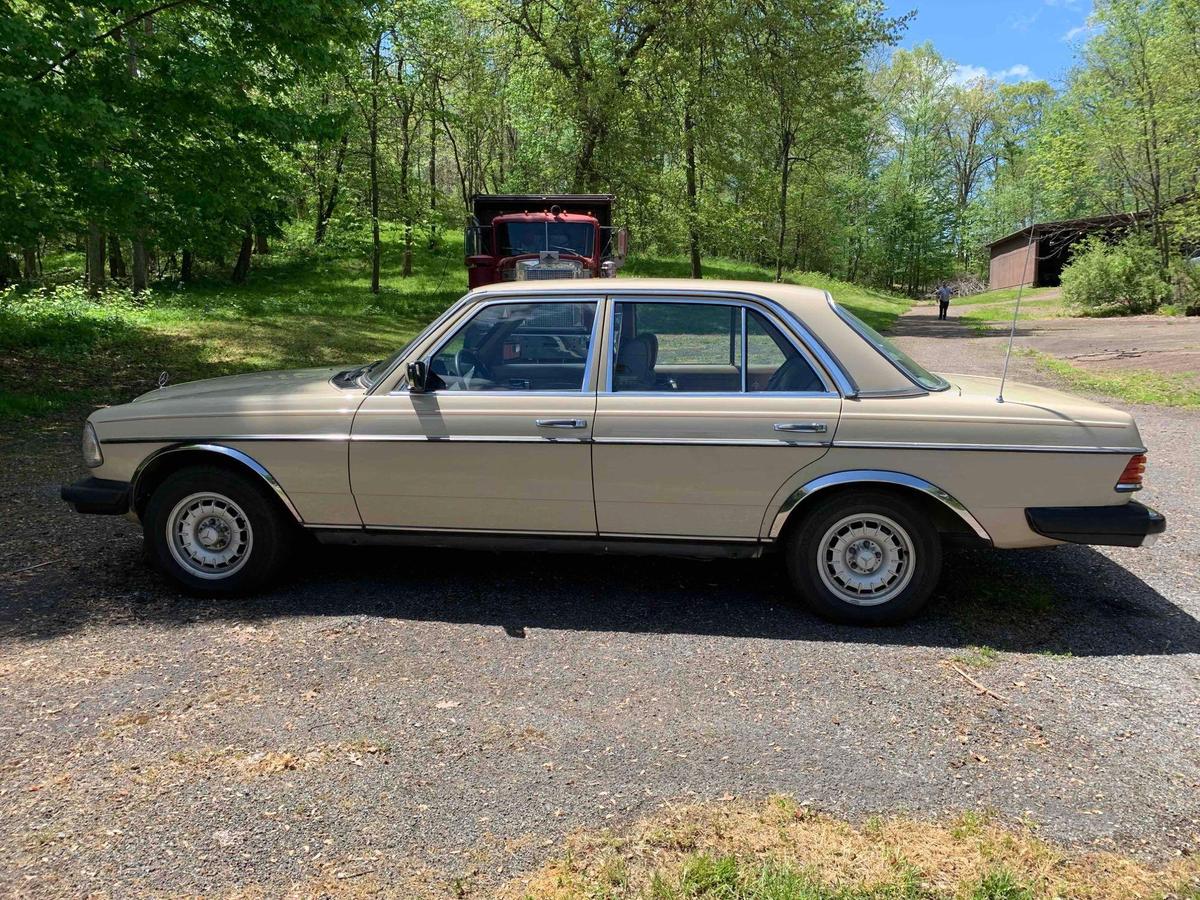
[1,0,1198,300]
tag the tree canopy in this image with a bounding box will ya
[2,0,1197,294]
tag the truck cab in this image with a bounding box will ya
[465,194,627,288]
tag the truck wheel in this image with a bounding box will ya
[784,490,941,625]
[143,465,292,594]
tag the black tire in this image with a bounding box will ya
[143,465,293,594]
[784,489,941,625]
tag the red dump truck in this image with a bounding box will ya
[464,194,628,288]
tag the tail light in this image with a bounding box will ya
[1115,454,1146,492]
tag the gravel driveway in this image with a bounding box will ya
[1,305,1197,896]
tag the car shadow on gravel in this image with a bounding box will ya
[2,540,1197,658]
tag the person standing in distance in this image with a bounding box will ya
[936,283,952,320]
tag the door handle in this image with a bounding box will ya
[535,418,587,429]
[773,422,828,433]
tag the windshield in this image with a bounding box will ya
[362,296,472,387]
[496,221,595,257]
[832,302,950,391]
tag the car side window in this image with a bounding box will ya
[610,301,824,394]
[747,309,823,392]
[612,302,741,392]
[429,301,597,391]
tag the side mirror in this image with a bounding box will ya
[407,360,429,393]
[616,227,629,260]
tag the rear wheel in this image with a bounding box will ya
[143,466,292,593]
[784,490,941,625]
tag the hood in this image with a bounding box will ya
[89,365,365,436]
[128,367,350,406]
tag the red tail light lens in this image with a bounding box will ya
[1116,454,1146,492]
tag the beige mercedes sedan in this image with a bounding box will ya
[62,280,1165,624]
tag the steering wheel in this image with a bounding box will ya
[454,348,493,388]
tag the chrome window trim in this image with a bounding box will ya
[370,286,858,397]
[129,443,303,523]
[600,293,839,396]
[388,296,604,396]
[767,469,991,543]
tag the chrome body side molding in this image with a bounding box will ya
[831,440,1146,454]
[129,443,304,523]
[768,469,991,543]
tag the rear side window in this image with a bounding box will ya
[611,301,826,393]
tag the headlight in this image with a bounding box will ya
[82,422,103,468]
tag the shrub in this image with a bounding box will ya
[1169,254,1200,316]
[1060,235,1170,315]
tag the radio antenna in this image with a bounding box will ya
[997,225,1037,403]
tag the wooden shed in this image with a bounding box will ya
[986,211,1146,290]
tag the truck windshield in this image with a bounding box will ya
[496,222,594,257]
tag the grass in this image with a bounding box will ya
[0,228,910,425]
[942,286,1062,307]
[501,795,1199,899]
[952,645,1002,669]
[1021,350,1200,409]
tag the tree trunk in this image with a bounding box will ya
[683,104,702,279]
[428,85,439,251]
[255,231,270,255]
[231,228,253,283]
[316,132,350,246]
[369,40,382,294]
[22,246,40,280]
[108,234,126,278]
[131,235,148,292]
[403,221,413,277]
[181,249,193,283]
[775,133,792,283]
[87,224,106,295]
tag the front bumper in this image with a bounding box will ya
[61,477,130,515]
[1026,501,1166,548]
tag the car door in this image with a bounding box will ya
[350,297,601,533]
[592,295,842,539]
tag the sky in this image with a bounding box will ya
[883,0,1096,87]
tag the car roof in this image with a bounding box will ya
[467,278,916,395]
[470,277,829,304]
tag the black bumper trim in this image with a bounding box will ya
[61,477,131,515]
[1026,501,1165,548]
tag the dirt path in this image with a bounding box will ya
[0,313,1197,896]
[905,296,1200,386]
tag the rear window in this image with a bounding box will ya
[831,302,949,391]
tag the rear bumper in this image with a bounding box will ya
[61,477,130,515]
[1025,501,1166,548]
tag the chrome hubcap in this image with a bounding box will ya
[817,513,915,606]
[167,492,253,580]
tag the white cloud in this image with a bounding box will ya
[1010,11,1040,30]
[951,63,1035,86]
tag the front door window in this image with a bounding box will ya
[429,301,599,392]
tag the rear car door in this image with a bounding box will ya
[592,295,842,539]
[350,298,601,533]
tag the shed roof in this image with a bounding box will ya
[985,210,1147,249]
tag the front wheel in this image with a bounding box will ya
[143,465,292,594]
[784,490,942,625]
